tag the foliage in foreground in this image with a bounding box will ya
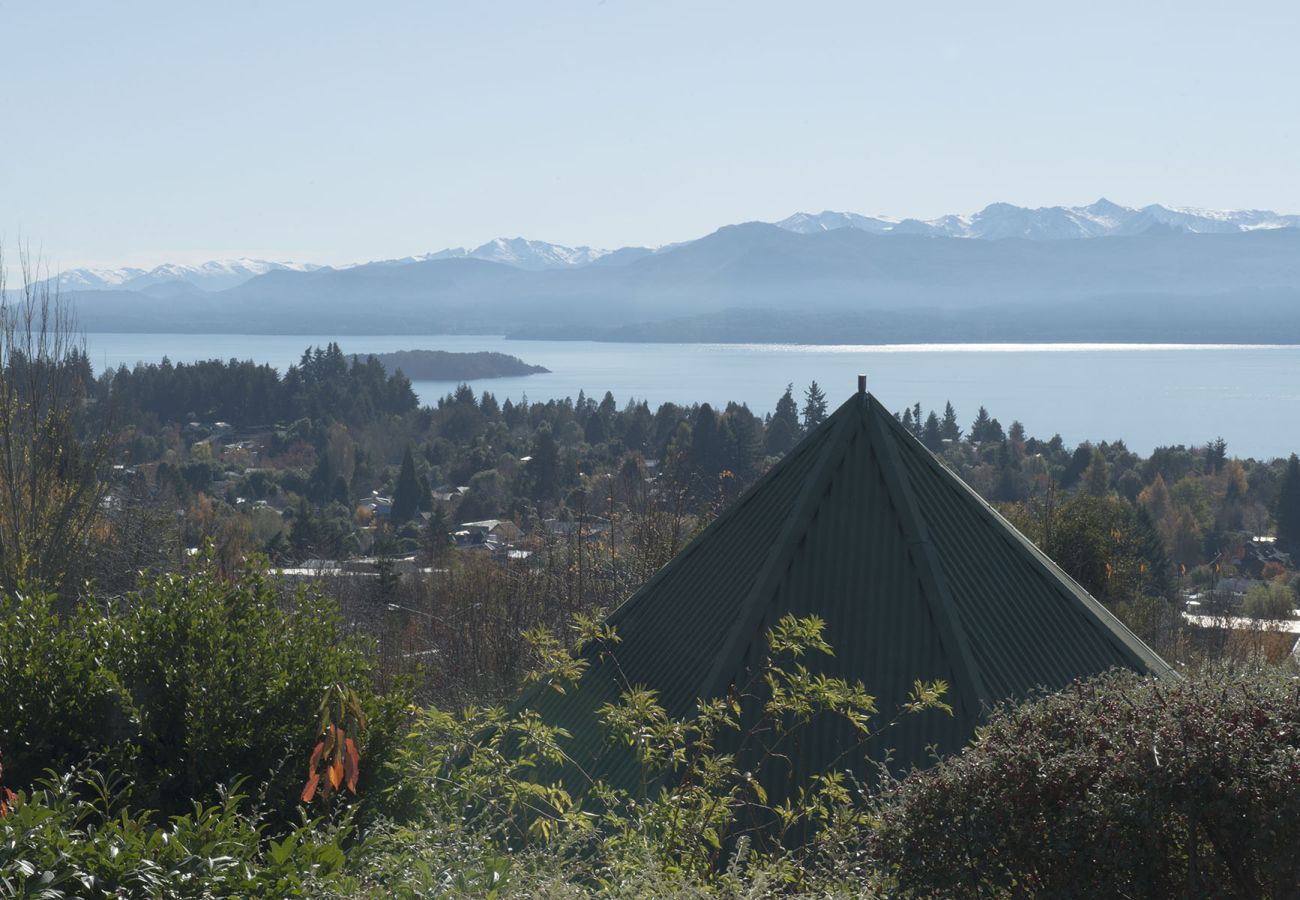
[870,667,1300,898]
[364,613,946,897]
[0,769,350,899]
[0,553,407,823]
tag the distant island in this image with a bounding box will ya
[355,349,549,380]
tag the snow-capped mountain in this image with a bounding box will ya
[775,200,1300,240]
[53,258,326,293]
[417,237,614,271]
[45,200,1300,296]
[775,211,899,235]
[55,267,149,291]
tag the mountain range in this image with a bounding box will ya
[52,199,1300,294]
[53,258,327,293]
[40,199,1300,344]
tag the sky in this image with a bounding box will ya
[3,0,1299,270]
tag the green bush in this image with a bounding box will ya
[0,554,407,822]
[869,668,1300,897]
[0,769,353,899]
[0,590,134,789]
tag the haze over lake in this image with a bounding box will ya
[85,333,1300,459]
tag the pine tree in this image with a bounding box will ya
[802,381,828,431]
[911,402,923,438]
[390,445,421,523]
[766,384,801,455]
[1207,437,1228,474]
[1276,454,1300,552]
[922,411,943,451]
[528,425,560,502]
[940,402,961,442]
[969,406,992,443]
[690,404,724,478]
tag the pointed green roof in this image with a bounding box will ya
[521,390,1173,794]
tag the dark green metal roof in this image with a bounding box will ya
[520,390,1173,797]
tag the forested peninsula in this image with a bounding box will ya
[355,349,549,380]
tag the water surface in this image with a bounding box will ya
[84,334,1300,459]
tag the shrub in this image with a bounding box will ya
[0,589,134,789]
[0,553,408,822]
[375,613,943,896]
[869,668,1300,897]
[0,768,353,898]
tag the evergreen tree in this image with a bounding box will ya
[331,474,351,507]
[584,411,608,445]
[986,417,1006,443]
[1061,443,1094,489]
[969,407,993,443]
[725,403,765,478]
[912,402,924,438]
[1206,437,1228,474]
[922,411,943,451]
[1083,447,1110,497]
[1276,454,1300,552]
[802,381,828,431]
[390,445,422,523]
[766,384,801,455]
[528,425,560,502]
[940,401,961,442]
[598,391,618,420]
[417,474,434,513]
[690,404,724,479]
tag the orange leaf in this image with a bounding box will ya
[343,737,360,794]
[301,771,320,803]
[328,757,344,790]
[307,740,325,773]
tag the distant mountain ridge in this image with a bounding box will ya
[61,220,1300,344]
[774,199,1300,240]
[51,199,1300,295]
[53,258,326,293]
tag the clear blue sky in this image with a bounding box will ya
[4,0,1298,269]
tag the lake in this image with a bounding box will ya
[83,333,1300,459]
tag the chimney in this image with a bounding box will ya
[857,374,866,395]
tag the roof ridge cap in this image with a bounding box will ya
[868,396,992,716]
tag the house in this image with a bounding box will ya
[517,386,1172,805]
[1235,539,1293,578]
[457,519,523,545]
[359,492,392,520]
